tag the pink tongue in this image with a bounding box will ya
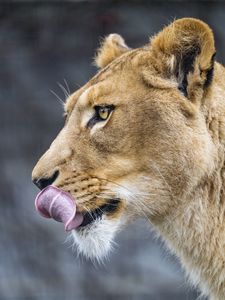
[35,185,83,231]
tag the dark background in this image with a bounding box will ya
[1,1,225,299]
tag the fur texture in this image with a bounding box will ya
[32,18,225,299]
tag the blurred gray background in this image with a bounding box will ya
[1,1,225,299]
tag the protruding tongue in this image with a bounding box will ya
[35,185,83,231]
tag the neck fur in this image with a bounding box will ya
[159,165,225,299]
[155,65,225,299]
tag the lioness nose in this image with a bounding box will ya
[33,170,59,190]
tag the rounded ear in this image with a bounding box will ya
[95,34,130,68]
[151,18,216,101]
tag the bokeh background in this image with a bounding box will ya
[1,1,225,299]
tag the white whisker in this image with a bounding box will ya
[57,82,70,99]
[50,89,65,106]
[63,78,71,95]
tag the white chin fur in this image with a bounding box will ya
[70,215,121,261]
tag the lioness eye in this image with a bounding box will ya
[87,105,114,128]
[98,106,111,120]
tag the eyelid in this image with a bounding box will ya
[94,104,115,112]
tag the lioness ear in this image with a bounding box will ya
[151,18,216,101]
[95,34,130,68]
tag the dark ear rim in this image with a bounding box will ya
[177,48,216,97]
[177,44,201,97]
[150,18,216,99]
[203,52,216,88]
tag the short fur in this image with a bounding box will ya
[32,18,225,299]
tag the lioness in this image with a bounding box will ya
[32,18,225,299]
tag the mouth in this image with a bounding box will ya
[35,184,121,232]
[79,198,120,228]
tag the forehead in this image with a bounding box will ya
[65,67,133,113]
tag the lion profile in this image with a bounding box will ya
[32,18,225,299]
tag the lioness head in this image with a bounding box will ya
[32,18,216,260]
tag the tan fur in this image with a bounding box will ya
[32,18,225,299]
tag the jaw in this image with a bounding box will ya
[70,215,123,261]
[68,175,165,261]
[68,188,129,261]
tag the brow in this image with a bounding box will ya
[64,48,143,113]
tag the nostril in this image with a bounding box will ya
[33,170,59,190]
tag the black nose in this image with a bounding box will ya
[33,170,59,190]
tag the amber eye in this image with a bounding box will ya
[98,107,111,120]
[87,105,115,128]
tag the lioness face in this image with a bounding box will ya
[32,19,216,260]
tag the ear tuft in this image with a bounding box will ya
[95,34,130,68]
[151,18,216,99]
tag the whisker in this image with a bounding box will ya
[62,170,171,224]
[50,89,65,106]
[98,186,152,221]
[74,82,82,89]
[149,160,174,199]
[64,78,71,95]
[82,205,95,223]
[57,82,70,99]
[96,177,145,197]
